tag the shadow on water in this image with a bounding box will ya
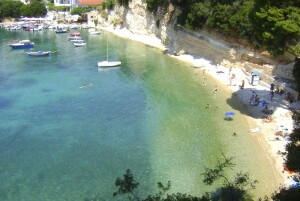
[226,87,292,120]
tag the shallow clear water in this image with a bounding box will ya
[0,29,279,200]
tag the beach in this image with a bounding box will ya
[101,25,298,187]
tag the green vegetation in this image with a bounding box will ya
[47,4,71,12]
[70,6,92,16]
[117,0,131,8]
[102,0,116,10]
[146,0,169,13]
[145,0,300,58]
[0,0,24,18]
[20,1,47,17]
[110,155,258,201]
[0,0,47,18]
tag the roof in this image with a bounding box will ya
[78,0,104,5]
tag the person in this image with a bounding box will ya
[214,86,218,93]
[262,105,269,114]
[270,90,274,101]
[79,83,93,89]
[270,83,275,92]
[263,115,273,123]
[239,79,245,89]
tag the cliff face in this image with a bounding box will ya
[102,0,295,82]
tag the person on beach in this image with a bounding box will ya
[270,83,275,92]
[239,79,245,89]
[214,86,218,93]
[270,90,274,101]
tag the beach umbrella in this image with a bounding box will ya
[225,112,235,117]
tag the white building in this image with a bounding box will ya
[54,0,78,7]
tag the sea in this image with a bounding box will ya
[0,28,280,200]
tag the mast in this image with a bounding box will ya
[106,35,108,62]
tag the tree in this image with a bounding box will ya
[29,1,47,17]
[19,1,47,17]
[272,177,300,201]
[71,7,92,16]
[202,154,257,201]
[112,155,257,201]
[113,169,140,200]
[0,0,23,19]
[146,0,169,13]
[185,1,211,29]
[284,127,300,171]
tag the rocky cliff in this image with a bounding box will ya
[98,0,296,84]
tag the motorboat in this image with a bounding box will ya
[88,29,101,35]
[55,28,69,33]
[9,40,34,49]
[70,32,81,37]
[74,42,86,47]
[68,36,83,40]
[70,39,85,43]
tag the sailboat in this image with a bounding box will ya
[98,36,121,67]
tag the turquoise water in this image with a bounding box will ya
[0,29,279,200]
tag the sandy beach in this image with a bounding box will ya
[101,25,299,188]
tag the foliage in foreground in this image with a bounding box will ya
[112,155,257,201]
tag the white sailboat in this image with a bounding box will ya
[98,36,121,68]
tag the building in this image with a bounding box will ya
[78,0,104,6]
[54,0,78,7]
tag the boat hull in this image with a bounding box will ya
[10,44,34,49]
[26,51,51,56]
[74,43,86,47]
[98,61,121,67]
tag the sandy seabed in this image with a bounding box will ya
[101,25,298,188]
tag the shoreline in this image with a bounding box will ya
[100,26,298,188]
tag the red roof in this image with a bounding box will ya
[78,0,104,5]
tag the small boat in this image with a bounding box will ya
[70,39,85,42]
[70,32,81,37]
[88,29,101,35]
[68,36,83,40]
[55,28,69,33]
[74,42,86,47]
[9,40,34,49]
[25,51,51,56]
[98,36,121,68]
[98,61,121,67]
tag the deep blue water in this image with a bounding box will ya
[0,28,278,200]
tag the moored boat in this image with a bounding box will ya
[70,32,81,37]
[55,28,69,33]
[74,42,86,47]
[70,39,85,42]
[9,40,34,49]
[25,51,51,56]
[88,29,101,35]
[68,36,83,40]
